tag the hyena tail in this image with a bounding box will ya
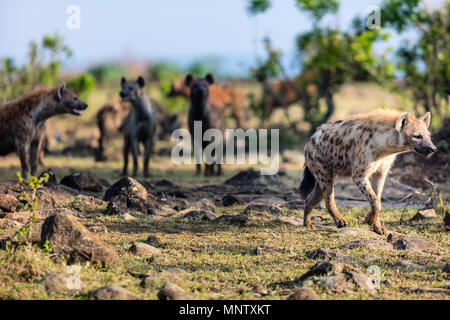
[299,165,316,200]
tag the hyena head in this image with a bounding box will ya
[395,112,436,157]
[120,76,146,103]
[54,84,88,116]
[184,73,214,104]
[167,78,190,98]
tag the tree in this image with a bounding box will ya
[0,33,72,101]
[247,0,393,133]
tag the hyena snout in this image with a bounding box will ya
[415,141,436,157]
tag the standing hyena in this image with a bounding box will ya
[0,85,88,178]
[120,76,155,178]
[299,110,436,235]
[186,73,225,176]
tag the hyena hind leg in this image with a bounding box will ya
[303,184,324,229]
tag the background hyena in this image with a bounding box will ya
[186,73,225,176]
[0,84,88,178]
[120,76,155,178]
[299,109,436,234]
[95,96,179,161]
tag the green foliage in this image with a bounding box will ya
[17,172,49,214]
[0,33,72,101]
[88,62,125,84]
[186,59,219,78]
[251,38,284,83]
[149,61,181,95]
[247,0,271,15]
[381,0,449,123]
[295,0,339,20]
[66,73,96,100]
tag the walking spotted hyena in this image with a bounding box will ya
[185,74,225,176]
[299,109,436,235]
[120,76,155,178]
[0,84,87,178]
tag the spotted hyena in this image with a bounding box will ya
[120,76,155,178]
[299,110,436,235]
[0,85,87,178]
[185,73,225,176]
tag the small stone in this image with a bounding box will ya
[382,280,392,287]
[39,169,57,186]
[339,239,393,250]
[41,271,85,293]
[87,225,108,233]
[277,216,303,227]
[244,202,281,215]
[410,208,437,221]
[89,284,138,300]
[122,212,136,220]
[287,287,320,300]
[191,198,216,211]
[60,172,108,192]
[0,219,23,230]
[0,194,19,212]
[158,283,191,300]
[310,248,354,263]
[444,211,450,230]
[212,214,249,225]
[299,261,339,281]
[145,235,162,246]
[222,194,243,207]
[443,263,450,273]
[394,260,422,269]
[129,242,161,255]
[182,210,216,221]
[103,177,147,202]
[391,236,436,251]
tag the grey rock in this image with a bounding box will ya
[287,287,320,300]
[182,210,216,221]
[90,284,138,300]
[158,283,191,300]
[129,242,161,255]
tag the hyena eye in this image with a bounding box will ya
[413,134,422,140]
[73,97,78,101]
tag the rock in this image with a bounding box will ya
[60,172,109,193]
[1,211,30,223]
[104,177,147,202]
[416,287,450,294]
[89,284,138,300]
[122,212,136,220]
[172,199,190,211]
[213,214,249,225]
[222,194,243,207]
[0,219,22,230]
[347,271,376,292]
[310,248,354,263]
[224,169,280,186]
[319,273,351,292]
[254,246,277,255]
[252,285,268,296]
[410,208,437,221]
[145,235,162,247]
[287,287,320,300]
[444,211,450,231]
[157,283,191,300]
[39,169,57,186]
[337,227,379,238]
[41,271,85,293]
[191,198,216,211]
[163,267,186,278]
[41,213,119,267]
[339,239,393,250]
[244,202,282,215]
[277,216,303,227]
[394,260,422,269]
[87,225,108,233]
[0,194,19,212]
[443,263,450,273]
[388,234,436,251]
[382,280,392,287]
[106,196,128,215]
[182,210,216,221]
[129,242,160,255]
[298,261,340,281]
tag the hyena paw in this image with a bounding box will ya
[371,223,388,235]
[304,223,316,230]
[335,219,348,228]
[364,214,376,225]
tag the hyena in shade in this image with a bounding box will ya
[0,85,87,178]
[299,109,436,235]
[185,74,225,176]
[120,76,155,178]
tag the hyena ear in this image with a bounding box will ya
[395,113,410,132]
[419,112,431,128]
[120,77,127,86]
[205,73,214,85]
[137,76,145,88]
[56,83,65,101]
[184,74,193,87]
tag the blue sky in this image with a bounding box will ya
[0,0,445,75]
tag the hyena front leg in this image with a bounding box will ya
[29,139,42,176]
[131,137,139,177]
[143,138,152,178]
[16,142,31,179]
[122,137,130,176]
[303,184,323,229]
[353,170,387,235]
